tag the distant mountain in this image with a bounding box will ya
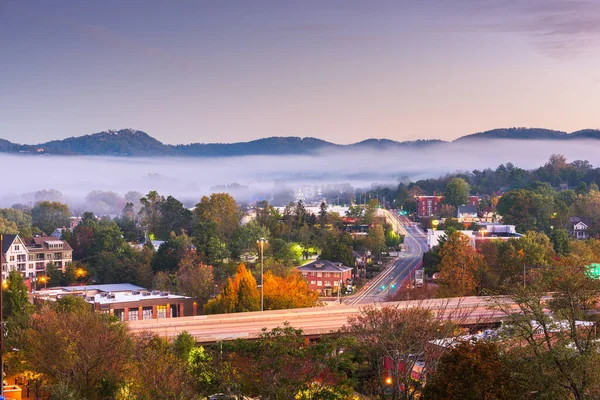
[0,127,598,157]
[455,128,568,141]
[35,129,173,156]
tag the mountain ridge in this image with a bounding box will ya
[1,127,598,157]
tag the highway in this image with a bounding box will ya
[126,296,512,344]
[348,211,428,304]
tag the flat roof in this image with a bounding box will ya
[91,291,189,305]
[62,283,146,293]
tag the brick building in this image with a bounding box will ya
[416,195,479,218]
[32,283,198,320]
[297,259,353,296]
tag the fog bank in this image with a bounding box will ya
[2,139,599,210]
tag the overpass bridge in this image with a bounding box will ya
[126,296,516,344]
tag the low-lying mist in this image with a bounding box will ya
[3,139,600,212]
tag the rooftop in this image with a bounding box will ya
[298,259,353,273]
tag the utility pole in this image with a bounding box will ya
[257,238,267,311]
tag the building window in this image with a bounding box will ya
[316,272,322,277]
[114,309,125,322]
[142,307,153,320]
[156,305,167,319]
[9,256,14,262]
[14,245,19,251]
[334,280,339,286]
[128,309,139,321]
[317,281,323,287]
[310,280,316,285]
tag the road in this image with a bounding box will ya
[127,296,509,344]
[348,211,428,304]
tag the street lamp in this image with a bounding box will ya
[257,238,268,311]
[39,276,48,289]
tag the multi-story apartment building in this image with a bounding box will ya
[297,259,353,297]
[1,234,72,279]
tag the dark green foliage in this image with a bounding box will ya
[31,201,70,234]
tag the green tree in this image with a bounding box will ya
[138,190,164,237]
[3,269,33,319]
[444,178,470,207]
[0,208,32,236]
[156,195,192,239]
[172,331,196,361]
[152,232,194,273]
[363,199,380,225]
[423,341,523,400]
[0,216,19,234]
[550,228,571,257]
[31,201,70,234]
[367,224,386,259]
[194,193,240,243]
[321,235,355,267]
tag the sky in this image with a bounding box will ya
[1,0,600,145]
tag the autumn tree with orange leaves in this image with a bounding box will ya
[204,264,320,314]
[263,270,320,310]
[436,231,484,297]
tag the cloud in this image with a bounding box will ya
[428,0,600,58]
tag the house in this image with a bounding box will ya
[297,259,353,296]
[570,220,589,240]
[1,234,73,279]
[31,283,198,320]
[1,234,29,279]
[457,205,478,222]
[416,195,479,218]
[50,227,72,239]
[23,236,73,274]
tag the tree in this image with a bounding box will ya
[124,333,197,399]
[363,199,380,225]
[263,270,320,310]
[211,325,353,399]
[344,304,464,399]
[31,201,70,234]
[550,228,571,257]
[138,190,164,237]
[176,252,215,306]
[115,202,141,242]
[157,195,192,239]
[0,208,32,236]
[3,269,33,320]
[0,215,19,234]
[204,264,260,314]
[23,298,132,399]
[172,331,196,361]
[152,232,194,273]
[497,189,555,232]
[320,235,355,268]
[494,264,600,400]
[437,231,483,297]
[423,341,523,400]
[194,193,240,243]
[367,224,386,259]
[444,178,470,207]
[229,221,270,260]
